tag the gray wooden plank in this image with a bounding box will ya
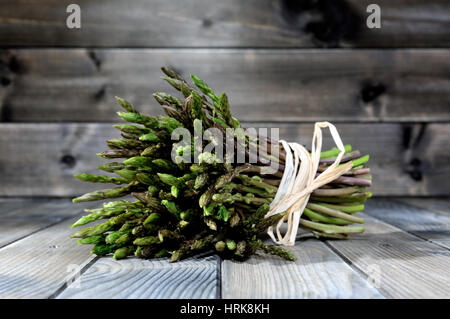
[0,199,97,248]
[326,211,450,298]
[1,122,449,197]
[0,198,42,216]
[57,255,218,299]
[222,239,383,299]
[395,198,450,215]
[0,199,80,216]
[1,49,450,123]
[366,200,450,249]
[0,0,449,48]
[0,207,97,298]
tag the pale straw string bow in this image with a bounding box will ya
[265,122,353,246]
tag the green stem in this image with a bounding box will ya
[313,187,361,196]
[300,219,365,234]
[311,202,365,214]
[320,145,352,159]
[303,208,353,226]
[306,203,365,224]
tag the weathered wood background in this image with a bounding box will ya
[0,0,449,197]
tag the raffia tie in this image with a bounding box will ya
[265,122,353,246]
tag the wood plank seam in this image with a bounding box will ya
[182,251,222,299]
[380,218,450,251]
[220,237,385,298]
[327,213,448,298]
[322,240,388,299]
[216,255,222,299]
[48,256,99,299]
[0,201,96,250]
[0,212,81,250]
[0,210,98,298]
[56,256,218,299]
[374,199,450,251]
[393,198,450,216]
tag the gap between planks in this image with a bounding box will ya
[394,198,450,216]
[0,200,98,298]
[368,199,450,249]
[0,199,96,249]
[324,204,450,298]
[48,256,100,299]
[57,256,219,299]
[221,238,384,299]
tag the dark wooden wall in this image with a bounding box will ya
[0,0,449,197]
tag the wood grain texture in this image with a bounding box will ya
[0,209,97,298]
[0,199,95,248]
[0,0,449,48]
[366,199,450,249]
[57,256,218,299]
[326,209,450,298]
[1,122,449,197]
[1,49,450,123]
[222,239,383,298]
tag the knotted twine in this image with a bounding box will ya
[264,122,353,246]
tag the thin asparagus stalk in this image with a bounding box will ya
[300,219,365,234]
[319,151,361,165]
[320,145,352,158]
[306,203,365,224]
[259,242,297,261]
[311,192,372,203]
[313,187,361,196]
[72,183,137,203]
[310,202,365,214]
[303,208,353,226]
[74,174,128,185]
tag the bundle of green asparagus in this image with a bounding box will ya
[70,67,372,262]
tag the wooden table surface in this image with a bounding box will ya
[0,198,448,299]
